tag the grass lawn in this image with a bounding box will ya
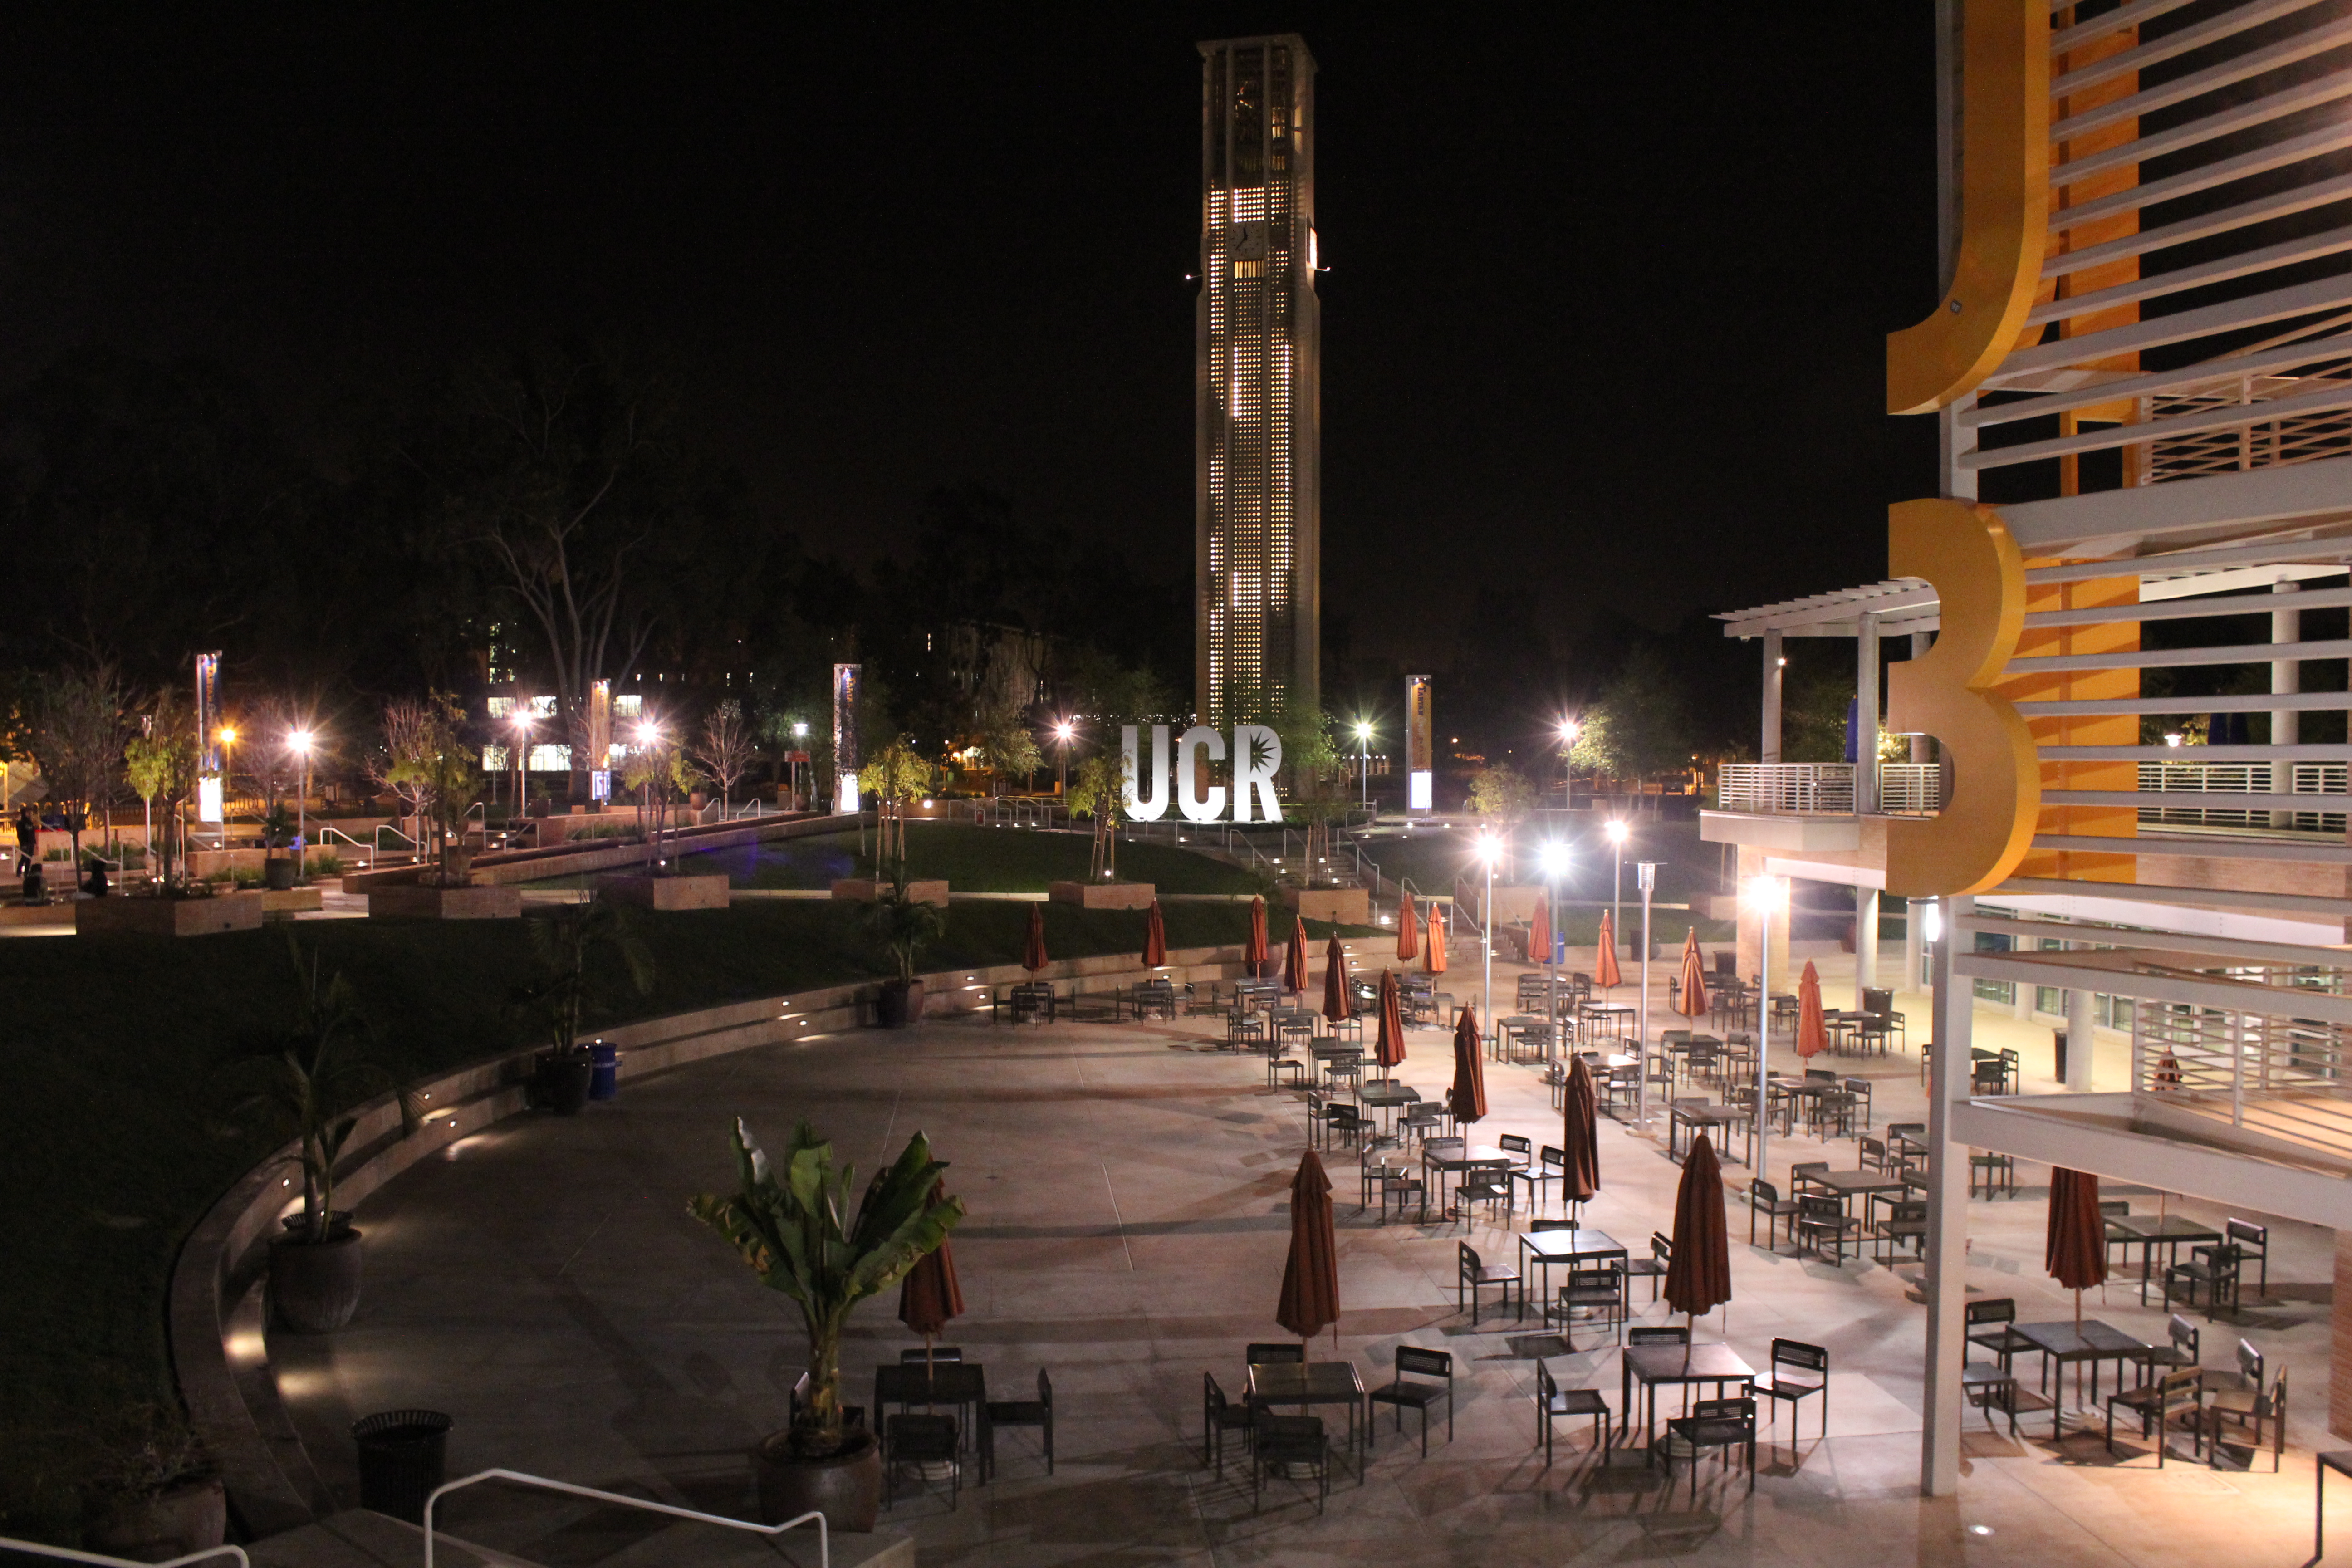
[0,892,1282,1540]
[652,821,1273,895]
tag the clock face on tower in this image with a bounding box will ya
[1231,222,1269,260]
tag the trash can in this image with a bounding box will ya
[2053,1029,2068,1085]
[589,1039,619,1101]
[1862,987,1893,1015]
[352,1410,451,1524]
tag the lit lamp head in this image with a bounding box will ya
[1354,721,1372,742]
[1054,720,1075,743]
[218,725,237,748]
[636,722,661,746]
[2163,731,2184,748]
[1538,841,1570,879]
[1743,874,1786,912]
[1604,818,1630,846]
[1473,833,1501,868]
[1560,718,1580,744]
[1921,900,1944,944]
[792,721,808,738]
[288,729,314,756]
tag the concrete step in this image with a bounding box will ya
[247,1508,913,1568]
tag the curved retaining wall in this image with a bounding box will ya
[169,943,1246,1538]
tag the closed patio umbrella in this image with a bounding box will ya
[1594,909,1622,990]
[898,1181,965,1375]
[1795,959,1829,1058]
[1022,904,1049,973]
[1142,898,1167,968]
[1396,891,1421,961]
[1664,1131,1732,1338]
[1246,896,1270,979]
[1527,895,1552,972]
[2046,1167,2107,1328]
[1449,1005,1488,1127]
[1675,926,1708,1019]
[1560,1054,1600,1220]
[1321,933,1352,1023]
[1424,903,1449,975]
[1374,969,1407,1075]
[1276,1149,1341,1353]
[1284,915,1310,995]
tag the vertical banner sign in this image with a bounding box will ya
[588,680,613,803]
[194,652,224,822]
[833,663,862,813]
[1404,673,1434,813]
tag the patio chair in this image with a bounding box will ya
[1794,1195,1860,1264]
[1250,1411,1329,1513]
[1625,1232,1671,1301]
[1202,1372,1254,1477]
[1842,1076,1874,1130]
[1810,1090,1858,1140]
[1454,1162,1514,1230]
[1749,1179,1799,1251]
[1788,1161,1830,1196]
[2137,1314,2200,1379]
[1515,1145,1565,1213]
[1552,1264,1627,1348]
[1378,1162,1426,1225]
[1401,1104,1446,1143]
[1266,1047,1307,1090]
[1324,1102,1369,1150]
[1368,1345,1454,1455]
[1497,1133,1534,1173]
[883,1413,960,1510]
[1246,1342,1304,1366]
[2103,1367,2204,1466]
[1963,1298,2034,1375]
[2200,1366,2288,1472]
[1457,1240,1523,1326]
[897,1346,964,1364]
[2163,1242,2244,1322]
[983,1367,1052,1480]
[1872,1199,1928,1264]
[1535,1358,1611,1466]
[1664,1396,1756,1499]
[2226,1218,2269,1298]
[1967,1149,2016,1198]
[1759,1338,1828,1445]
[1859,1136,1890,1174]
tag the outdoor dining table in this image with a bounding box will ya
[1579,1001,1636,1044]
[1004,981,1056,1024]
[1666,1102,1752,1167]
[875,1361,989,1456]
[1357,1080,1419,1130]
[1248,1357,1370,1474]
[1800,1167,1920,1226]
[1120,980,1177,1020]
[1620,1342,1756,1463]
[1519,1225,1628,1328]
[1421,1142,1512,1219]
[1233,979,1283,1012]
[1766,1074,1837,1132]
[2009,1320,2150,1440]
[2105,1214,2225,1306]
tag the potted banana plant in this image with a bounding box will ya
[691,1119,962,1532]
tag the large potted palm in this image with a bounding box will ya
[691,1120,962,1532]
[215,936,421,1332]
[862,871,944,1028]
[512,897,654,1113]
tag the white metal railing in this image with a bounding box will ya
[2137,760,2348,831]
[1877,763,1941,814]
[0,1536,247,1568]
[425,1468,826,1568]
[2148,364,2352,484]
[2135,996,2352,1159]
[1716,764,1856,814]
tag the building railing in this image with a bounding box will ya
[0,1537,246,1568]
[2134,997,2352,1163]
[1877,763,1941,815]
[426,1468,826,1568]
[2137,760,2347,832]
[1716,764,1855,815]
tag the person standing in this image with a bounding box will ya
[15,804,35,875]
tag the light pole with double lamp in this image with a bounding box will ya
[1540,840,1570,1061]
[1604,817,1630,957]
[1746,873,1787,1181]
[1475,833,1500,1035]
[1636,860,1658,1125]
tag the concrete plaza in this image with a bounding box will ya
[270,949,2340,1566]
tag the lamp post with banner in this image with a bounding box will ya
[288,730,314,880]
[1637,859,1657,1125]
[1747,874,1788,1181]
[1475,833,1501,1034]
[1541,840,1569,1060]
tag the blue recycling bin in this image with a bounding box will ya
[589,1039,619,1101]
[1553,934,1567,965]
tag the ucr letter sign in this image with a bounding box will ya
[1121,724,1283,823]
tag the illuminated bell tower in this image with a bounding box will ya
[1196,33,1321,728]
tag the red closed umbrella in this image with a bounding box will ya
[1424,903,1449,975]
[1795,959,1828,1058]
[1664,1132,1732,1330]
[1594,910,1623,990]
[1022,903,1049,973]
[1449,1005,1488,1126]
[897,1181,965,1373]
[1396,892,1420,961]
[1321,933,1352,1023]
[1284,915,1310,995]
[1275,1149,1340,1351]
[1527,896,1552,970]
[2046,1167,2108,1323]
[1374,969,1407,1073]
[1675,926,1709,1018]
[1142,898,1167,968]
[1560,1054,1600,1215]
[1245,896,1270,979]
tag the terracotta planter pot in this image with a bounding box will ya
[270,1227,364,1333]
[263,857,297,891]
[87,1476,227,1561]
[755,1429,879,1533]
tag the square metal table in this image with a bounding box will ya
[1421,1142,1512,1220]
[1666,1102,1752,1167]
[1247,1358,1368,1473]
[2010,1320,2150,1440]
[1357,1080,1419,1131]
[1620,1342,1755,1462]
[875,1362,988,1455]
[1518,1225,1627,1323]
[2104,1215,2225,1306]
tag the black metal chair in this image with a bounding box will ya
[2103,1367,2203,1466]
[1627,1324,1689,1347]
[1749,1179,1799,1251]
[1872,1199,1929,1264]
[2226,1218,2269,1298]
[982,1367,1051,1480]
[1534,1359,1611,1466]
[1794,1194,1860,1264]
[1515,1145,1565,1213]
[1552,1264,1627,1350]
[1963,1298,2034,1375]
[2138,1314,2200,1379]
[1968,1148,2017,1198]
[1367,1346,1454,1455]
[1246,1342,1304,1367]
[883,1413,960,1509]
[1458,1241,1523,1326]
[1758,1338,1828,1445]
[1202,1372,1254,1477]
[2164,1242,2244,1321]
[1664,1396,1756,1499]
[1250,1411,1329,1513]
[1453,1161,1514,1230]
[1625,1231,1671,1301]
[2200,1365,2288,1472]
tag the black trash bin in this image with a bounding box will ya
[1862,987,1893,1015]
[2053,1029,2068,1085]
[353,1410,452,1524]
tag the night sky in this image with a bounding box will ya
[0,6,1943,669]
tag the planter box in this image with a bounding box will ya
[1048,880,1156,911]
[77,891,267,937]
[1281,887,1369,926]
[1458,882,1544,929]
[366,883,523,921]
[594,872,731,911]
[0,901,70,926]
[262,887,324,914]
[831,878,949,907]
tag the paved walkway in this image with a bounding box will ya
[269,954,2338,1566]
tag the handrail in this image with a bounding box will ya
[0,1535,247,1568]
[424,1468,828,1568]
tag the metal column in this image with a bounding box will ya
[1762,630,1784,764]
[1920,895,1971,1497]
[1856,612,1880,816]
[1855,887,1880,1009]
[2066,985,2096,1093]
[1903,897,1923,996]
[2273,581,2300,829]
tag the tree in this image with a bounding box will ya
[1467,764,1537,823]
[857,737,936,879]
[510,898,655,1059]
[122,698,199,886]
[29,664,126,871]
[371,700,437,850]
[973,702,1041,795]
[1066,750,1129,882]
[1573,647,1697,782]
[621,734,699,866]
[382,694,479,886]
[691,700,759,815]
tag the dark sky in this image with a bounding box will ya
[0,5,1943,665]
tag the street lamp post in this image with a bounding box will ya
[1605,817,1629,960]
[792,721,808,809]
[288,730,314,882]
[1054,720,1075,806]
[509,711,531,827]
[1636,860,1658,1125]
[1475,834,1500,1034]
[637,722,663,868]
[1559,719,1580,813]
[1748,874,1787,1181]
[1355,721,1372,810]
[1540,841,1569,1063]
